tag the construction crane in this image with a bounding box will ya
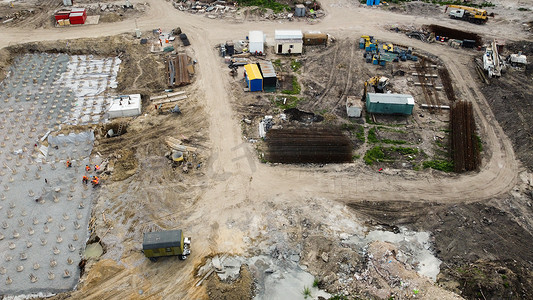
[445,5,488,24]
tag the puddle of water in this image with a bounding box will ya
[84,242,104,259]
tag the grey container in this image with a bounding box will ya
[295,4,306,17]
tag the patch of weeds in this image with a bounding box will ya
[503,282,510,288]
[364,146,385,165]
[355,125,365,143]
[475,134,483,152]
[353,154,361,160]
[312,278,320,287]
[272,59,282,68]
[302,286,312,299]
[423,160,454,172]
[369,127,407,144]
[236,0,289,13]
[518,7,529,11]
[342,123,365,143]
[390,146,418,155]
[382,138,407,145]
[368,127,379,143]
[273,95,302,109]
[282,76,301,95]
[290,59,302,72]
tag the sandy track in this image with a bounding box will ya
[0,0,523,297]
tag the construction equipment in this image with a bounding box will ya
[483,40,503,78]
[446,5,488,24]
[157,103,181,115]
[363,76,390,100]
[142,230,191,261]
[507,52,527,67]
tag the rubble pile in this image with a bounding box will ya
[171,0,325,21]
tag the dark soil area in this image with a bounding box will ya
[347,200,533,299]
[477,41,533,171]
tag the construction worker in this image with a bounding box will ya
[66,160,72,168]
[91,178,99,187]
[94,165,100,172]
[85,165,90,172]
[82,176,89,184]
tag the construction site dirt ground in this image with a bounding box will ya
[0,0,532,299]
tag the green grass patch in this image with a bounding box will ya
[475,134,483,152]
[382,138,407,145]
[365,146,418,165]
[312,278,320,287]
[236,0,289,13]
[364,146,385,165]
[353,154,361,160]
[302,286,312,299]
[355,126,365,143]
[342,123,365,143]
[423,160,454,172]
[273,95,302,109]
[272,59,282,68]
[368,127,379,143]
[290,59,302,72]
[282,77,301,95]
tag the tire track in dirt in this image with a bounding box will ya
[311,42,340,110]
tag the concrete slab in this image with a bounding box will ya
[0,53,119,296]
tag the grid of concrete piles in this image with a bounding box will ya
[0,53,120,295]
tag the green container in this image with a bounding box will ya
[366,93,414,115]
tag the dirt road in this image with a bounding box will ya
[0,0,525,298]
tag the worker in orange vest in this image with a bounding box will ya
[82,175,89,184]
[94,165,100,172]
[66,160,72,168]
[85,165,90,172]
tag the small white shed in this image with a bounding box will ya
[108,94,142,119]
[346,96,362,118]
[274,30,303,54]
[249,31,265,54]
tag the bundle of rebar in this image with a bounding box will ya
[450,101,480,172]
[265,127,352,163]
[438,67,457,101]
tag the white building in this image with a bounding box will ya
[108,94,142,119]
[249,31,265,54]
[274,30,303,54]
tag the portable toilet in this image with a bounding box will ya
[244,64,263,92]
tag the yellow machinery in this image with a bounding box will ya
[446,5,488,24]
[362,76,390,100]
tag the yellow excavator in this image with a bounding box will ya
[446,5,488,24]
[362,76,389,100]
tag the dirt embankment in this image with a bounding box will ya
[348,199,533,299]
[0,34,167,94]
[477,41,533,170]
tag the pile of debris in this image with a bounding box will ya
[0,9,34,24]
[171,0,325,20]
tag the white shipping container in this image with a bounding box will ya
[249,31,264,54]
